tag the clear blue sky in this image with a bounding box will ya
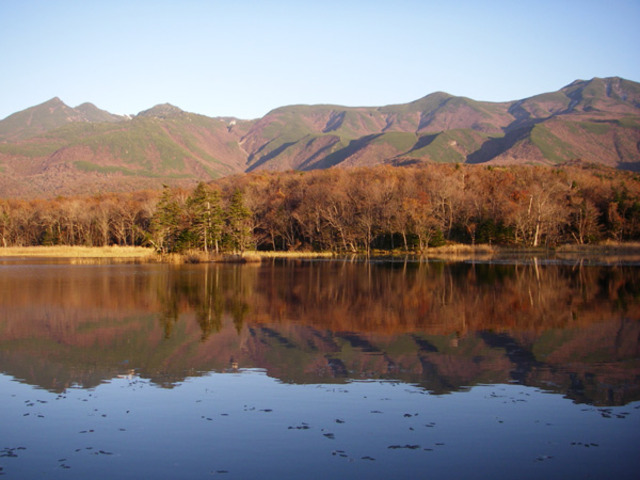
[1,0,639,120]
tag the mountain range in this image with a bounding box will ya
[1,76,639,198]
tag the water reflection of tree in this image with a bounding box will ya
[188,265,225,340]
[2,261,638,404]
[155,264,256,339]
[242,262,637,335]
[2,261,635,341]
[148,261,640,339]
[157,273,180,339]
[195,269,224,340]
[148,260,640,404]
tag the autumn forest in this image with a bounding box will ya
[1,163,639,254]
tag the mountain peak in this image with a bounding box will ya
[559,76,640,112]
[75,101,98,110]
[32,97,70,112]
[137,103,184,119]
[0,97,77,141]
[45,96,65,105]
[75,102,124,123]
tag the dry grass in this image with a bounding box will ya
[556,241,640,253]
[419,243,496,261]
[555,241,640,264]
[4,242,638,265]
[0,245,157,258]
[427,244,495,254]
[252,250,335,259]
[0,246,334,264]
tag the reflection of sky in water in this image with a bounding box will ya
[2,371,639,479]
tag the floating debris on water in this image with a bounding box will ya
[570,442,599,447]
[0,447,26,458]
[288,423,311,430]
[535,455,554,462]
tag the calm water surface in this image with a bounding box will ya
[0,259,639,479]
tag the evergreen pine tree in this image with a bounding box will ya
[186,182,224,254]
[226,189,252,254]
[150,186,182,253]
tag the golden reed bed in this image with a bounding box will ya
[0,246,333,263]
[0,245,157,258]
[1,243,638,265]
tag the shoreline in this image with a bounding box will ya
[0,243,639,265]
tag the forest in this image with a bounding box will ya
[1,163,639,254]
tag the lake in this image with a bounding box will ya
[0,258,639,479]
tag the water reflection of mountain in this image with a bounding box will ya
[0,261,638,405]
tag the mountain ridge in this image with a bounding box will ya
[1,76,639,198]
[0,97,125,142]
